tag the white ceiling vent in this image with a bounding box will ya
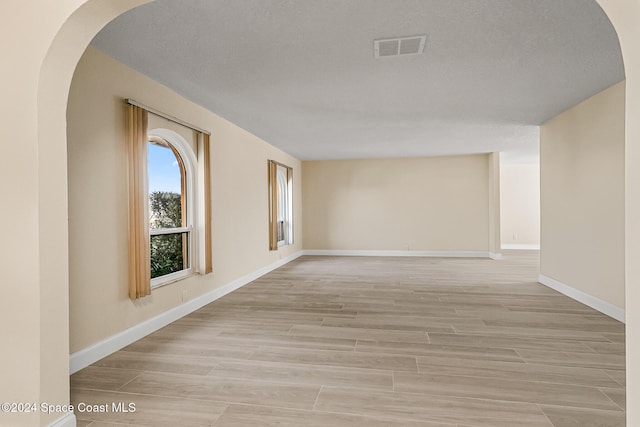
[374,35,426,58]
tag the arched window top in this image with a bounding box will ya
[126,104,212,299]
[147,128,196,284]
[277,167,288,221]
[268,160,293,249]
[148,135,184,229]
[149,128,196,173]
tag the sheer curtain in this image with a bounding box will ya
[268,160,279,250]
[200,132,213,274]
[126,104,151,299]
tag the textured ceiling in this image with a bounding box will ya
[91,0,624,162]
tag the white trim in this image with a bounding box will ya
[47,412,76,427]
[489,252,503,260]
[70,251,303,374]
[502,244,541,250]
[149,128,198,275]
[150,226,191,236]
[538,274,625,323]
[302,249,493,258]
[150,268,193,289]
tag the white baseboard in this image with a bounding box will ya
[538,274,625,323]
[502,244,541,250]
[302,249,493,258]
[489,252,503,260]
[70,251,303,374]
[48,412,76,427]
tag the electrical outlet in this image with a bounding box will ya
[182,290,188,302]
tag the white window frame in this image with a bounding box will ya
[275,163,293,247]
[148,128,198,289]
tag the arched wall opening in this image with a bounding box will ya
[26,0,638,425]
[36,2,151,425]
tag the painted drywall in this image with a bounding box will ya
[540,80,625,309]
[599,3,640,418]
[1,1,152,425]
[603,2,640,420]
[302,155,490,252]
[67,47,302,353]
[500,163,540,247]
[488,153,502,256]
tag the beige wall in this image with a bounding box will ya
[67,47,302,353]
[488,152,502,256]
[500,163,540,247]
[540,81,625,309]
[1,1,150,424]
[600,3,640,417]
[302,155,490,252]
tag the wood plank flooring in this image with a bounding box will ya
[71,251,626,426]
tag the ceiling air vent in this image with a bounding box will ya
[374,35,426,59]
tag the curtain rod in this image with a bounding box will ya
[125,98,211,135]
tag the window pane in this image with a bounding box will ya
[276,165,288,243]
[150,232,189,279]
[149,142,183,229]
[149,191,183,229]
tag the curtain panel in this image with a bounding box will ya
[126,104,151,299]
[201,132,213,274]
[268,160,279,250]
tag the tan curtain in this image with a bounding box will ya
[268,160,278,250]
[202,133,213,274]
[126,104,151,299]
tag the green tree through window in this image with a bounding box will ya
[149,191,185,278]
[148,135,190,281]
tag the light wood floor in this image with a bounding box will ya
[71,251,626,426]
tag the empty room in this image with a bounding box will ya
[1,1,638,427]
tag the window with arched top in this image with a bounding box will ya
[126,103,211,299]
[148,131,195,286]
[268,160,293,250]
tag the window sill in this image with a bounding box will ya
[151,269,194,290]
